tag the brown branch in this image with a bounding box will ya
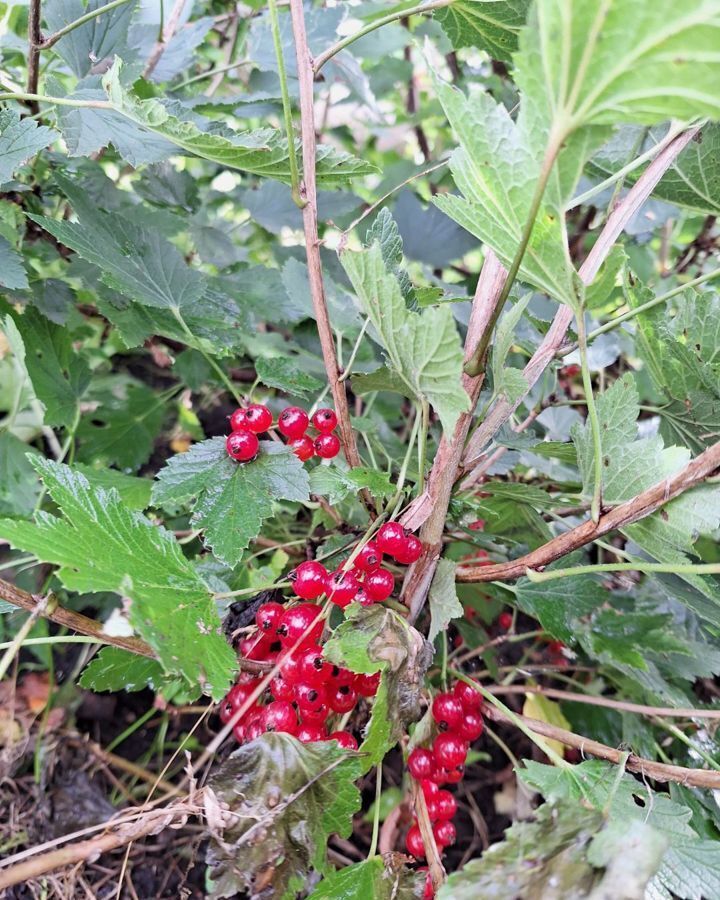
[459,127,700,485]
[457,438,720,582]
[26,0,42,114]
[399,251,508,621]
[143,0,187,79]
[484,705,720,789]
[409,776,445,891]
[288,0,369,495]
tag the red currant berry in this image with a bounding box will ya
[434,790,457,821]
[497,611,513,631]
[289,435,314,461]
[314,433,341,459]
[245,719,264,742]
[226,429,259,462]
[405,825,425,859]
[376,522,408,557]
[354,540,382,573]
[423,868,434,900]
[239,632,273,661]
[354,672,381,697]
[297,644,331,686]
[329,665,354,686]
[278,650,302,685]
[395,534,423,565]
[311,408,338,433]
[453,680,482,711]
[433,734,468,769]
[301,702,330,725]
[355,585,373,606]
[290,561,328,601]
[421,779,439,798]
[328,731,358,750]
[328,684,358,714]
[262,700,297,734]
[278,406,309,439]
[277,603,324,647]
[297,723,326,743]
[433,819,456,848]
[364,568,394,602]
[229,408,248,431]
[294,682,327,715]
[408,748,436,780]
[456,710,484,742]
[270,673,293,702]
[243,403,273,433]
[232,721,247,743]
[438,765,464,785]
[431,692,464,732]
[325,569,360,608]
[219,683,253,724]
[255,602,284,635]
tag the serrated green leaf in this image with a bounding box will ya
[308,856,422,900]
[72,464,151,510]
[255,357,324,399]
[366,207,416,309]
[0,433,40,517]
[206,733,362,899]
[0,110,57,182]
[152,439,310,567]
[516,560,606,642]
[435,0,529,62]
[79,646,175,693]
[428,558,463,643]
[309,465,394,504]
[0,459,236,698]
[341,243,470,435]
[0,237,28,290]
[351,366,411,397]
[44,0,136,78]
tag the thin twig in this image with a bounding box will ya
[26,0,42,114]
[39,0,132,49]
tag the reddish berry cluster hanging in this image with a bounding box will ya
[405,680,484,873]
[224,403,342,463]
[225,403,272,462]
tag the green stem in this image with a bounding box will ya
[214,580,292,600]
[40,0,133,48]
[313,0,452,72]
[387,405,421,511]
[172,309,243,404]
[106,707,157,753]
[0,611,38,680]
[417,397,430,496]
[338,318,370,382]
[575,310,603,522]
[526,561,720,583]
[0,635,99,651]
[175,58,250,90]
[367,763,383,859]
[651,718,720,773]
[268,0,303,207]
[0,91,111,108]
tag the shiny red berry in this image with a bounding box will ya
[290,561,328,601]
[289,435,314,461]
[219,683,253,724]
[262,700,297,734]
[354,671,381,697]
[297,644,331,686]
[405,824,425,859]
[328,731,358,750]
[270,673,293,702]
[325,569,360,608]
[277,603,324,647]
[278,406,309,438]
[314,433,341,459]
[364,568,394,602]
[279,650,302,685]
[226,429,259,462]
[311,408,338,433]
[433,819,456,848]
[453,680,482,711]
[354,540,382,572]
[408,748,436,780]
[456,710,484,742]
[438,765,464,785]
[431,692,464,732]
[301,702,330,724]
[395,534,423,564]
[497,611,513,630]
[423,868,434,900]
[239,632,273,661]
[434,790,457,821]
[297,723,326,743]
[229,408,248,431]
[328,684,358,714]
[376,522,407,557]
[243,403,273,433]
[355,585,373,606]
[245,719,264,742]
[294,682,327,713]
[255,602,284,635]
[421,779,439,798]
[433,734,468,769]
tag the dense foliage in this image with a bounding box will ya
[2,0,720,897]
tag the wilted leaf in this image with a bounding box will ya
[427,558,463,644]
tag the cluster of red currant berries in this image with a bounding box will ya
[405,681,484,872]
[224,403,342,464]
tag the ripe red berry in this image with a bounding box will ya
[277,603,324,647]
[456,710,484,742]
[243,403,273,433]
[226,429,259,462]
[245,719,264,742]
[290,561,328,601]
[433,819,456,848]
[405,824,425,859]
[289,435,314,461]
[376,522,407,557]
[270,673,293,702]
[354,540,382,572]
[395,534,423,565]
[453,680,482,711]
[408,747,436,780]
[355,585,373,606]
[311,408,338,433]
[497,611,513,631]
[239,632,273,661]
[278,406,309,438]
[325,568,360,608]
[433,733,468,769]
[364,568,394,602]
[297,723,326,743]
[328,684,358,714]
[421,779,439,798]
[433,790,457,821]
[314,433,341,459]
[297,644,331,686]
[255,601,284,635]
[423,868,434,900]
[329,665,354,686]
[262,700,297,734]
[354,671,381,697]
[294,682,327,714]
[431,692,464,732]
[328,731,358,750]
[229,408,248,431]
[279,650,302,685]
[435,764,464,785]
[219,682,253,723]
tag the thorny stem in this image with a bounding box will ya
[268,0,303,206]
[575,310,603,522]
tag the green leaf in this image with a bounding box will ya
[72,464,152,510]
[435,0,530,62]
[309,465,395,504]
[0,237,28,290]
[152,439,310,567]
[205,733,362,899]
[427,558,463,644]
[102,61,375,186]
[366,207,416,309]
[0,434,40,517]
[44,0,136,78]
[255,357,324,399]
[341,243,470,435]
[351,366,412,397]
[516,560,605,643]
[0,459,236,698]
[0,110,57,182]
[78,647,176,693]
[308,857,422,900]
